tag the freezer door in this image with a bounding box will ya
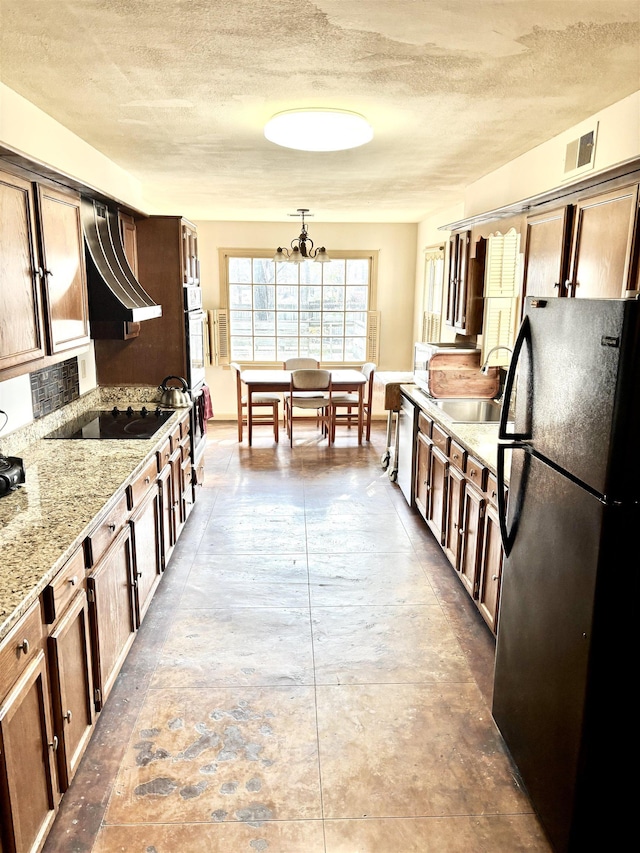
[493,449,606,853]
[507,297,640,497]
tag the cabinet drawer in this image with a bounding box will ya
[85,492,129,567]
[156,436,172,471]
[432,423,450,454]
[418,412,432,436]
[486,473,499,505]
[169,423,183,451]
[127,457,158,511]
[0,600,43,698]
[180,434,192,460]
[180,413,191,439]
[42,547,85,624]
[450,440,466,472]
[466,455,487,491]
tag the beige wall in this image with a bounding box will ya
[195,220,418,419]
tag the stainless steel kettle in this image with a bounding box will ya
[159,376,191,408]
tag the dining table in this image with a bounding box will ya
[240,368,367,446]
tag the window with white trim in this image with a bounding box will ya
[221,250,378,364]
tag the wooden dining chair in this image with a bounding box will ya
[330,362,376,442]
[231,362,280,442]
[287,369,333,446]
[283,357,321,428]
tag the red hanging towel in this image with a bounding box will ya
[202,384,214,420]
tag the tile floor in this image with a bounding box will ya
[42,420,553,853]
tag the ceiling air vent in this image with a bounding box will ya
[562,124,598,180]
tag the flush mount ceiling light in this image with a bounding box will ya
[264,109,373,152]
[273,208,330,264]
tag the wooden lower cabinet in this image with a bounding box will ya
[425,445,448,546]
[47,590,94,792]
[0,638,58,853]
[86,526,136,711]
[459,484,485,598]
[129,486,162,627]
[477,503,504,633]
[444,466,465,568]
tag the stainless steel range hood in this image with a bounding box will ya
[81,197,162,323]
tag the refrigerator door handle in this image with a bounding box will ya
[497,442,529,558]
[499,314,531,441]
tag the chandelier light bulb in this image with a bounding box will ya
[264,109,373,152]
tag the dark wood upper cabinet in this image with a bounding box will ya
[446,230,485,335]
[522,206,573,300]
[568,183,639,299]
[0,169,46,371]
[35,185,91,354]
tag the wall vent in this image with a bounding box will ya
[562,124,598,180]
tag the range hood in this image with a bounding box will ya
[81,198,162,323]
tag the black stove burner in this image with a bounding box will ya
[45,409,173,440]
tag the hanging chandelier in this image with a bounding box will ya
[273,209,330,264]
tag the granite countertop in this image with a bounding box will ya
[0,388,187,643]
[400,384,511,477]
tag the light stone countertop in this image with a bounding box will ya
[400,384,512,478]
[0,390,186,643]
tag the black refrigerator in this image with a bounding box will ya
[492,296,639,853]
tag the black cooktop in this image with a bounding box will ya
[45,407,173,440]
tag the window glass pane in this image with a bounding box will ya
[299,311,321,336]
[228,257,252,283]
[253,258,275,284]
[346,258,369,284]
[230,336,253,360]
[254,284,275,309]
[300,261,322,285]
[277,338,299,361]
[345,285,368,311]
[254,337,276,360]
[229,310,252,335]
[322,286,345,311]
[345,337,367,362]
[345,312,367,336]
[229,284,252,309]
[300,337,321,358]
[276,285,298,310]
[300,286,321,310]
[322,338,345,361]
[254,310,275,335]
[323,259,345,284]
[322,312,344,336]
[276,262,298,284]
[277,311,298,335]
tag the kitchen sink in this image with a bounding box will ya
[432,398,503,423]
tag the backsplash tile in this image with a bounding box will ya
[30,359,80,418]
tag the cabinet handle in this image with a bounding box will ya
[49,736,59,751]
[64,710,73,723]
[43,268,54,277]
[68,575,78,586]
[145,476,151,484]
[452,453,459,460]
[492,575,499,581]
[35,266,44,279]
[17,638,30,654]
[459,528,464,536]
[108,522,116,532]
[469,471,476,478]
[137,571,143,578]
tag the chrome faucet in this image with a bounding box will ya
[481,345,513,375]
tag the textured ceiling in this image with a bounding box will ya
[1,0,638,222]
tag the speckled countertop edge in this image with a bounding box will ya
[0,388,187,643]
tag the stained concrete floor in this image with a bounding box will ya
[42,420,553,853]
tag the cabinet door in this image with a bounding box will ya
[425,445,448,546]
[0,652,58,853]
[130,487,162,627]
[48,591,94,791]
[86,526,135,711]
[568,184,639,299]
[182,222,199,285]
[118,212,139,276]
[158,465,175,569]
[0,170,45,371]
[170,445,185,541]
[477,503,503,633]
[459,485,485,598]
[522,206,572,299]
[36,185,90,353]
[414,432,431,520]
[444,466,465,569]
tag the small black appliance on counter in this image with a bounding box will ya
[0,454,25,497]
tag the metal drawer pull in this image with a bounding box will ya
[108,522,116,532]
[68,576,78,586]
[17,638,30,654]
[64,710,73,723]
[145,476,151,484]
[49,736,59,751]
